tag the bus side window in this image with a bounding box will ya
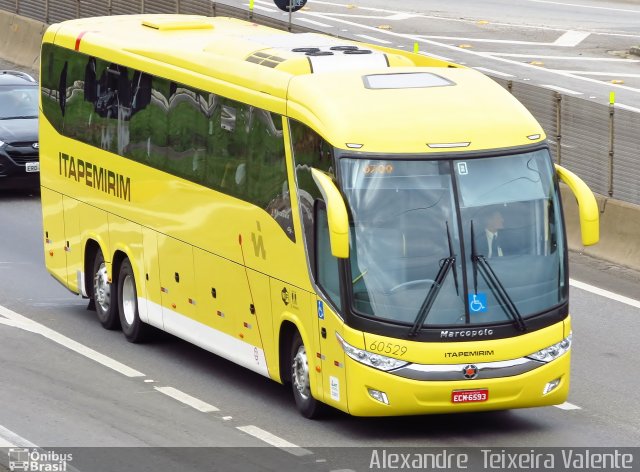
[84,57,97,104]
[291,120,335,285]
[315,201,341,307]
[131,71,152,114]
[40,44,64,133]
[58,61,68,116]
[165,84,208,182]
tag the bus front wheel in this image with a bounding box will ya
[92,250,120,330]
[118,258,151,343]
[290,332,323,419]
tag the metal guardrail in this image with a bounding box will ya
[2,0,639,206]
[492,78,637,203]
[0,0,317,32]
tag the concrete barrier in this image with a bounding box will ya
[561,185,640,272]
[0,12,17,64]
[0,11,45,72]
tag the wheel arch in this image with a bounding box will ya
[111,249,129,288]
[278,320,298,385]
[277,315,316,388]
[83,238,104,298]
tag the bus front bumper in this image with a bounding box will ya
[344,352,570,416]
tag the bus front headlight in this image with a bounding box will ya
[526,333,572,363]
[336,333,409,371]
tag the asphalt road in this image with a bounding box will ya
[224,0,640,110]
[0,188,639,471]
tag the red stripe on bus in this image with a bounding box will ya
[75,31,88,51]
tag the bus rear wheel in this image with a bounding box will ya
[118,258,151,343]
[92,250,120,330]
[290,332,323,419]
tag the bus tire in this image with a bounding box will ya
[93,250,120,330]
[290,331,323,419]
[118,258,151,343]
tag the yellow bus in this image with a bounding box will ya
[39,14,599,418]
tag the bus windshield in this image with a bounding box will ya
[339,148,566,330]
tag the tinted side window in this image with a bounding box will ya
[40,44,293,240]
[291,120,335,276]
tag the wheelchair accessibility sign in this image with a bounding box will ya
[468,293,487,313]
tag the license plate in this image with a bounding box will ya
[25,162,40,173]
[451,389,489,403]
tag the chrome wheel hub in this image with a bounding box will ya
[292,344,310,400]
[94,263,110,313]
[122,274,136,326]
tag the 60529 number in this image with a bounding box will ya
[369,341,407,356]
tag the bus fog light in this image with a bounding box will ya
[543,378,561,395]
[368,388,389,405]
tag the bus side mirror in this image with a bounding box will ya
[555,164,599,246]
[311,168,349,258]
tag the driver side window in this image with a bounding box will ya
[290,120,340,306]
[315,202,341,307]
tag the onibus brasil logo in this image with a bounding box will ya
[8,448,73,472]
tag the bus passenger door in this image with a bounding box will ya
[192,248,270,377]
[41,188,67,287]
[61,197,81,293]
[316,298,347,411]
[157,235,195,325]
[141,228,162,329]
[314,204,347,410]
[244,269,273,377]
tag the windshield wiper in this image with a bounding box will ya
[470,221,526,332]
[408,222,457,337]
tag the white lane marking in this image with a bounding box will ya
[615,103,640,113]
[244,3,277,13]
[528,0,640,14]
[569,279,640,309]
[355,34,392,44]
[304,0,409,14]
[416,32,589,47]
[405,23,640,93]
[554,402,582,411]
[415,35,560,46]
[474,67,515,78]
[317,13,419,21]
[0,426,83,472]
[553,30,590,47]
[304,10,640,94]
[154,386,220,413]
[554,71,640,78]
[0,425,38,447]
[298,18,333,28]
[420,52,455,62]
[539,84,583,95]
[0,318,27,329]
[306,0,640,39]
[386,13,419,21]
[0,304,145,378]
[237,425,313,456]
[489,53,640,62]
